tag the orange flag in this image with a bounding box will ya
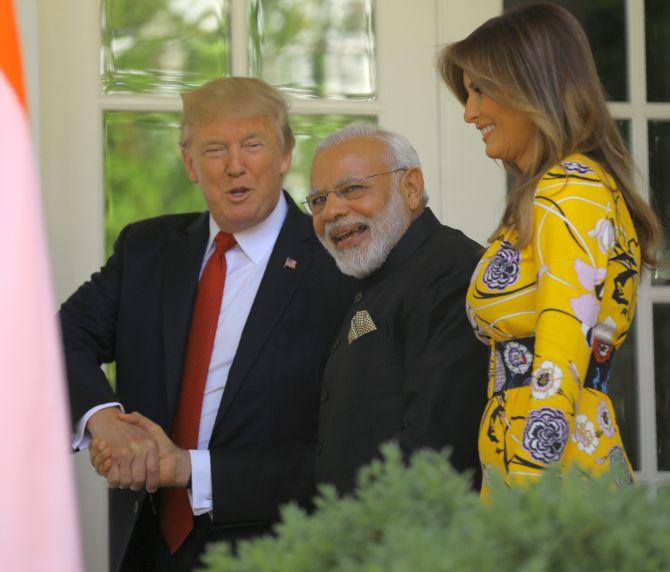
[0,1,83,570]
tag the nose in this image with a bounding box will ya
[226,147,246,176]
[463,94,478,124]
[319,190,349,222]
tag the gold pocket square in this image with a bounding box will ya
[347,310,377,344]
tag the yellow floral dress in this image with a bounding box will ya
[467,154,638,493]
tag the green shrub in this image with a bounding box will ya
[202,445,670,571]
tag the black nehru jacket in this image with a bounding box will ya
[315,208,489,494]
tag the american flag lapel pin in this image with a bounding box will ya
[284,257,298,270]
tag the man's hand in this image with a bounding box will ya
[115,412,192,488]
[85,407,160,492]
[89,437,113,477]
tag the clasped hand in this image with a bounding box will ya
[87,409,191,492]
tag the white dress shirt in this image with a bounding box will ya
[74,194,288,515]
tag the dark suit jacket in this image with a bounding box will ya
[60,195,353,571]
[315,208,488,494]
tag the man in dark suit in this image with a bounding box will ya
[306,122,488,494]
[61,77,352,571]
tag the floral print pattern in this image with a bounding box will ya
[609,446,634,487]
[503,342,532,375]
[493,351,506,393]
[561,161,595,175]
[531,360,563,399]
[482,240,520,290]
[522,407,569,464]
[597,400,616,438]
[588,218,615,255]
[572,414,599,455]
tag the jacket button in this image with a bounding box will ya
[332,339,340,351]
[354,291,363,303]
[316,442,323,455]
[322,388,329,402]
[133,501,139,514]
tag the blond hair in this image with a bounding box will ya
[438,2,661,267]
[180,76,295,153]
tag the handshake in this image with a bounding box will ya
[86,408,191,493]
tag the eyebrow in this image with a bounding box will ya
[200,132,267,146]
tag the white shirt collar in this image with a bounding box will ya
[207,193,288,265]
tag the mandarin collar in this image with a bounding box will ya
[359,208,441,289]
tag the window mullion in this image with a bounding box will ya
[99,94,182,112]
[625,0,660,481]
[231,0,249,75]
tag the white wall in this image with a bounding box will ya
[437,0,504,245]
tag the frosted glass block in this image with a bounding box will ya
[503,0,627,101]
[101,0,230,95]
[286,115,376,206]
[608,323,639,469]
[645,0,670,102]
[654,304,670,470]
[249,0,376,100]
[104,112,204,252]
[648,121,670,285]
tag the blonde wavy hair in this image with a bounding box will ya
[180,77,295,154]
[438,2,661,267]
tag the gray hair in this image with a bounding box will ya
[315,122,429,206]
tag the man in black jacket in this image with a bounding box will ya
[306,123,488,494]
[61,77,352,571]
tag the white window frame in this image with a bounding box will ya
[615,0,670,488]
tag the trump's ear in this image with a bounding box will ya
[180,145,199,184]
[402,167,425,213]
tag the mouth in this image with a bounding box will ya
[226,187,252,201]
[479,124,496,140]
[328,223,370,249]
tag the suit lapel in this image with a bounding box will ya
[211,198,315,434]
[162,213,209,426]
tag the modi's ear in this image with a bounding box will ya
[401,167,425,212]
[180,145,199,184]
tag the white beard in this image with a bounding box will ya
[318,189,411,278]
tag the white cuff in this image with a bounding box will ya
[72,402,124,451]
[188,450,213,516]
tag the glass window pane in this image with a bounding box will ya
[102,0,230,95]
[615,119,630,150]
[503,0,627,101]
[609,321,639,469]
[645,0,670,102]
[287,115,376,206]
[249,0,376,100]
[654,304,670,470]
[648,121,670,285]
[104,112,204,253]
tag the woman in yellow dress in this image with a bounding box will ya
[438,3,661,494]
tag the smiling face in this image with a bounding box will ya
[181,114,291,233]
[310,136,423,278]
[462,73,537,173]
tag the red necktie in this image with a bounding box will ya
[160,231,236,553]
